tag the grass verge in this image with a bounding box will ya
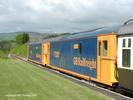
[0,59,114,100]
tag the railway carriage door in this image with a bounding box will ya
[97,34,118,86]
[42,42,50,65]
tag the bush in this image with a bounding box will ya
[16,33,29,44]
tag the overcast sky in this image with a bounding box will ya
[0,0,133,33]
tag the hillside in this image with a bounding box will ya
[0,32,70,42]
[0,32,46,42]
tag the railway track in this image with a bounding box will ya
[9,54,133,100]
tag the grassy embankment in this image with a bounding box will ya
[0,59,113,100]
[10,43,27,58]
[0,43,27,59]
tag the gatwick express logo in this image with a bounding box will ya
[73,57,96,69]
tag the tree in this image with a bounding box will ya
[16,33,29,44]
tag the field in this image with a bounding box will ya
[0,59,113,100]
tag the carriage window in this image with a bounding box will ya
[79,43,82,54]
[98,42,101,56]
[128,38,131,47]
[103,41,108,56]
[122,49,131,67]
[48,45,50,51]
[39,45,41,49]
[123,39,126,47]
[36,46,38,50]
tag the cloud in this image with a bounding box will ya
[0,0,133,33]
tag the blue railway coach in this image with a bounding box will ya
[50,37,97,78]
[28,22,133,94]
[49,26,119,86]
[28,42,42,64]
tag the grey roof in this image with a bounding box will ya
[63,25,120,40]
[29,25,122,44]
[118,23,133,35]
[29,35,66,44]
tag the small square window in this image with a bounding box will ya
[74,44,79,49]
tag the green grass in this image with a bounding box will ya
[10,44,27,57]
[0,59,114,100]
[0,50,4,57]
[0,50,8,59]
[0,43,27,59]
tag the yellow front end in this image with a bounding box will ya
[42,42,50,65]
[97,33,118,86]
